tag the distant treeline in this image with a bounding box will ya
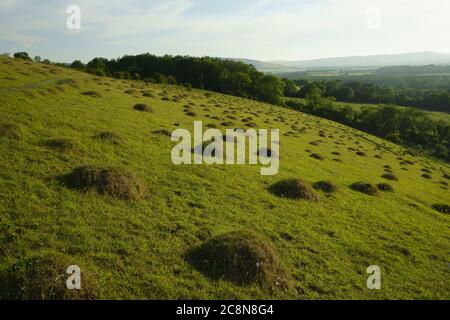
[70,54,286,105]
[286,90,450,161]
[280,71,450,112]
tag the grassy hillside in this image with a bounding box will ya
[0,56,449,300]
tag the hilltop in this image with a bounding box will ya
[0,56,449,299]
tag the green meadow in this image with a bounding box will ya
[0,56,449,299]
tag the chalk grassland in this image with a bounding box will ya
[0,56,448,299]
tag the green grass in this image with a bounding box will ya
[0,56,449,299]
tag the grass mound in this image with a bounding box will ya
[313,181,338,194]
[152,129,172,137]
[63,166,148,200]
[82,91,102,98]
[92,131,121,144]
[1,251,98,299]
[269,179,318,201]
[431,204,450,214]
[350,182,378,196]
[46,138,84,153]
[377,183,394,192]
[382,173,399,181]
[310,153,324,160]
[133,104,152,112]
[187,231,289,287]
[422,173,432,180]
[0,123,22,140]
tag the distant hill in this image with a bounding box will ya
[230,52,450,72]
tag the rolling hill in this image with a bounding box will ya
[231,52,450,72]
[0,56,449,299]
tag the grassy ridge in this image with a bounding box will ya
[0,56,449,299]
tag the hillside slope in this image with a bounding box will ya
[0,56,449,299]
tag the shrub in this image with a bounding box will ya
[186,231,289,287]
[269,179,318,201]
[13,52,32,61]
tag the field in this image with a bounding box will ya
[0,56,449,300]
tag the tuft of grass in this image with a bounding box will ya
[431,204,449,214]
[45,138,84,153]
[0,123,22,140]
[187,231,289,287]
[133,104,152,112]
[382,173,399,181]
[0,251,99,300]
[63,166,148,200]
[350,182,378,196]
[92,131,121,145]
[377,183,394,192]
[269,179,318,201]
[82,91,102,98]
[313,181,338,194]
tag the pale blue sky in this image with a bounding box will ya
[1,0,449,63]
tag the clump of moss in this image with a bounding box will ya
[269,179,318,201]
[63,166,148,200]
[187,231,289,287]
[350,182,378,196]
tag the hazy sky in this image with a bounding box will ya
[1,0,449,62]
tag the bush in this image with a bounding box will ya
[13,52,32,61]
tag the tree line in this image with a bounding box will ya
[70,54,286,105]
[284,78,450,112]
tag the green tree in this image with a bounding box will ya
[13,52,32,61]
